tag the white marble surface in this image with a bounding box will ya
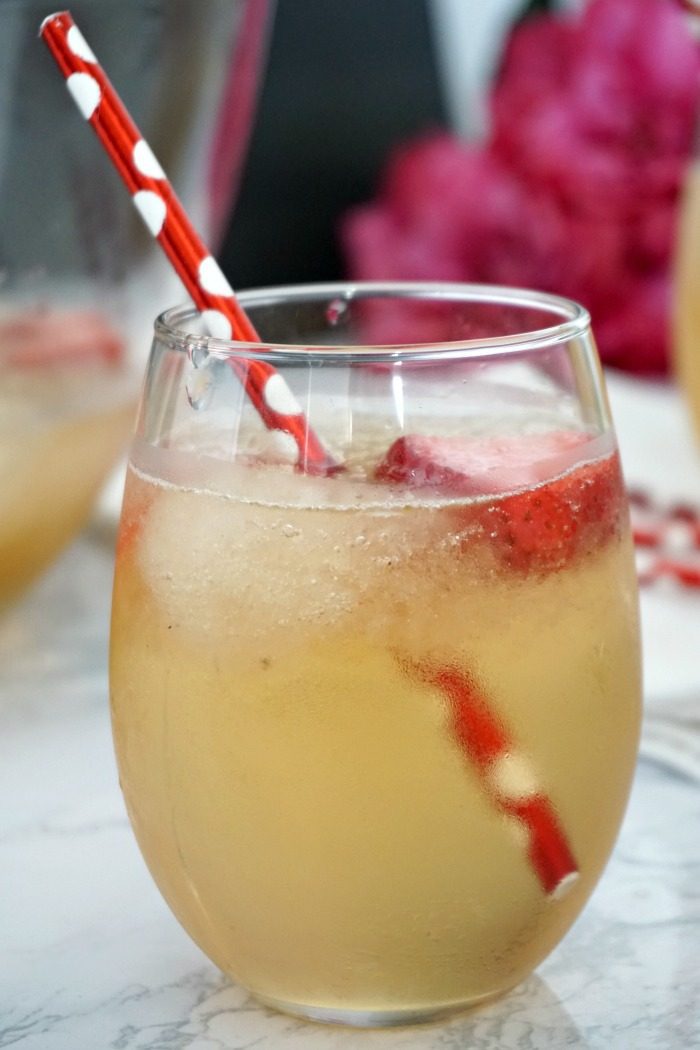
[1,525,699,1050]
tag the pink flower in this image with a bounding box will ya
[341,0,700,374]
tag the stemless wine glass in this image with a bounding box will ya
[110,282,642,1027]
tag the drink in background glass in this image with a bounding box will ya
[675,154,700,435]
[0,0,272,608]
[110,283,641,1026]
[674,4,700,435]
[0,317,131,610]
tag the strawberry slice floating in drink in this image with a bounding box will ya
[374,431,588,495]
[482,453,622,574]
[376,430,624,575]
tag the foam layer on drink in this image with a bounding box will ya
[123,427,623,658]
[129,424,614,507]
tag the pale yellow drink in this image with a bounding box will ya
[675,161,700,435]
[110,431,641,1021]
[0,367,131,610]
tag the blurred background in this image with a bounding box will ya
[222,0,700,383]
[224,0,549,287]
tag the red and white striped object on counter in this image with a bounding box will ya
[630,489,700,589]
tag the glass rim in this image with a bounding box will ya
[155,281,592,363]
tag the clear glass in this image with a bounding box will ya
[110,282,642,1027]
[0,0,272,610]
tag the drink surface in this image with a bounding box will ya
[110,429,641,1017]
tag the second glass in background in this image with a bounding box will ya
[0,0,273,609]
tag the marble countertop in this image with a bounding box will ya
[5,370,700,1049]
[1,529,698,1050]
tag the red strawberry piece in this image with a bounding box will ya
[2,309,124,368]
[479,454,623,573]
[375,432,624,573]
[374,431,589,496]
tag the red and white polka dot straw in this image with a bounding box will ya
[40,10,337,476]
[403,658,578,899]
[41,11,578,899]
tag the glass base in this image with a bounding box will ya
[253,987,505,1028]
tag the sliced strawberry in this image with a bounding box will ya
[2,310,124,368]
[374,431,589,496]
[478,454,623,573]
[375,431,624,574]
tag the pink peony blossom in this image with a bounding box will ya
[341,0,700,374]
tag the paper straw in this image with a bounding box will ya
[40,10,337,475]
[401,658,579,898]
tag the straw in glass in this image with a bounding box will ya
[40,10,337,476]
[41,10,578,898]
[402,658,579,898]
